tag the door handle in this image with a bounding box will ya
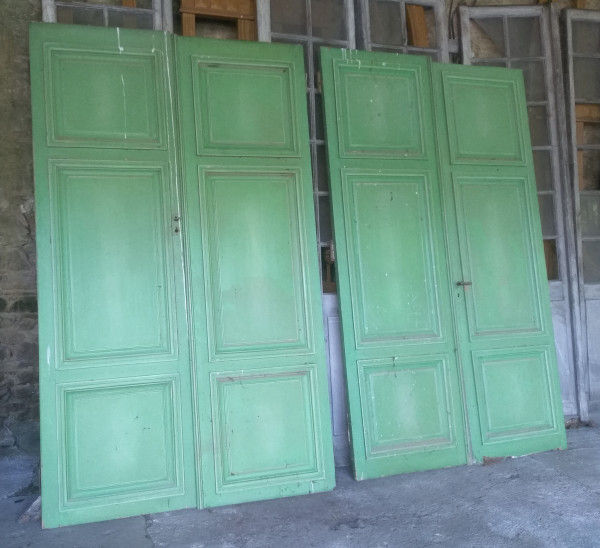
[456,281,472,286]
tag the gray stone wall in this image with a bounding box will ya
[0,0,42,432]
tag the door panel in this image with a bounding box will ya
[343,171,442,343]
[200,169,310,356]
[177,37,335,507]
[320,48,468,480]
[432,63,566,460]
[31,24,196,527]
[453,177,543,336]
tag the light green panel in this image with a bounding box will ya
[46,49,165,148]
[52,163,172,363]
[358,357,453,457]
[442,75,524,164]
[453,176,542,336]
[335,65,424,157]
[473,349,555,442]
[200,170,310,357]
[61,378,181,506]
[212,367,320,491]
[193,60,298,156]
[343,172,440,344]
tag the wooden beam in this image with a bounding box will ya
[406,5,429,48]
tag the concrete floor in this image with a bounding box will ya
[3,427,600,547]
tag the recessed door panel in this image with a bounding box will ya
[192,59,299,156]
[60,377,183,505]
[321,48,468,480]
[453,176,542,336]
[333,64,426,157]
[200,169,311,357]
[343,171,442,345]
[358,357,455,458]
[471,349,556,444]
[442,75,525,164]
[178,36,335,508]
[51,163,174,364]
[45,46,166,148]
[211,366,323,493]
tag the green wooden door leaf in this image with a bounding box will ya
[30,23,197,527]
[175,36,335,507]
[320,48,566,480]
[320,48,468,480]
[432,63,567,460]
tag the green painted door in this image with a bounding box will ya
[319,49,469,479]
[432,62,566,460]
[176,37,335,507]
[30,24,197,527]
[320,48,566,480]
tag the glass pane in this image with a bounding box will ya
[578,104,600,145]
[543,240,559,281]
[372,45,406,54]
[572,20,600,55]
[532,150,553,191]
[579,149,600,190]
[314,92,324,141]
[311,0,347,40]
[528,105,549,146]
[512,60,546,102]
[369,0,404,46]
[574,58,600,102]
[538,194,556,237]
[472,60,507,68]
[406,49,438,61]
[581,194,600,238]
[108,10,153,29]
[507,17,542,58]
[58,0,120,4]
[320,245,336,292]
[583,240,600,284]
[319,195,332,243]
[470,18,505,59]
[316,145,329,192]
[270,0,307,35]
[406,4,437,49]
[313,43,341,88]
[57,5,105,26]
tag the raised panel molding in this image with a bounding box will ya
[342,170,443,347]
[357,356,455,459]
[472,349,557,444]
[198,168,313,359]
[334,62,425,158]
[453,175,544,338]
[59,376,183,508]
[50,161,176,366]
[192,58,299,157]
[211,366,323,492]
[45,47,166,149]
[442,74,525,165]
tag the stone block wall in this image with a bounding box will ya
[0,0,42,432]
